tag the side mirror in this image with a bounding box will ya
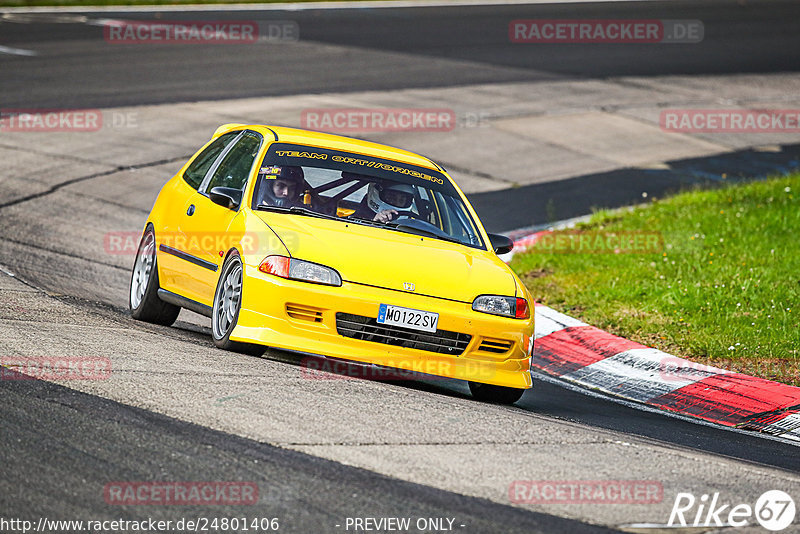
[208,186,242,210]
[488,233,514,255]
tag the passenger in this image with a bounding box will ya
[258,166,304,208]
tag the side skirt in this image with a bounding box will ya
[157,289,213,318]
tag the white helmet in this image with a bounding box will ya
[366,182,415,214]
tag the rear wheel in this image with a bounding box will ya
[468,381,525,405]
[212,251,264,356]
[129,225,180,326]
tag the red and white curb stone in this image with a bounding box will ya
[532,304,800,441]
[509,233,800,442]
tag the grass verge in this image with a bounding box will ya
[512,173,800,386]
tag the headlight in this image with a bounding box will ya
[472,295,529,319]
[258,255,342,286]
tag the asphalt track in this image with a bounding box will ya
[472,142,800,231]
[0,0,799,109]
[2,0,800,531]
[1,377,616,534]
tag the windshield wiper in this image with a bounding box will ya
[255,205,338,221]
[386,220,464,245]
[347,216,388,228]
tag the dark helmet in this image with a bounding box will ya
[260,165,304,207]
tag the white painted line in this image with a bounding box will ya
[783,430,800,442]
[0,0,663,14]
[534,304,588,339]
[85,18,128,27]
[0,45,37,57]
[509,214,595,239]
[1,13,87,23]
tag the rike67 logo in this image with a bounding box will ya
[669,490,796,531]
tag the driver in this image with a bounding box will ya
[353,181,415,223]
[258,166,304,208]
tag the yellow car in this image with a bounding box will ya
[129,124,533,403]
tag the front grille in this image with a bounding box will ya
[336,312,471,355]
[477,337,514,354]
[286,303,324,323]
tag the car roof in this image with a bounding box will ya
[217,124,444,174]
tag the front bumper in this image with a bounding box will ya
[232,265,533,389]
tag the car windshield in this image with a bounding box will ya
[251,143,485,249]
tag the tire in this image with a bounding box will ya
[468,381,526,405]
[212,251,264,356]
[129,225,180,326]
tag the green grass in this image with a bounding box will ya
[512,173,800,386]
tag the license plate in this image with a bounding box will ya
[377,304,439,333]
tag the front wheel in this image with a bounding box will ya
[129,225,180,326]
[468,381,525,405]
[212,251,263,356]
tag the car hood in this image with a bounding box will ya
[254,212,516,303]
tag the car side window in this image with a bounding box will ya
[204,132,262,193]
[182,132,240,190]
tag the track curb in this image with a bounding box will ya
[511,231,800,442]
